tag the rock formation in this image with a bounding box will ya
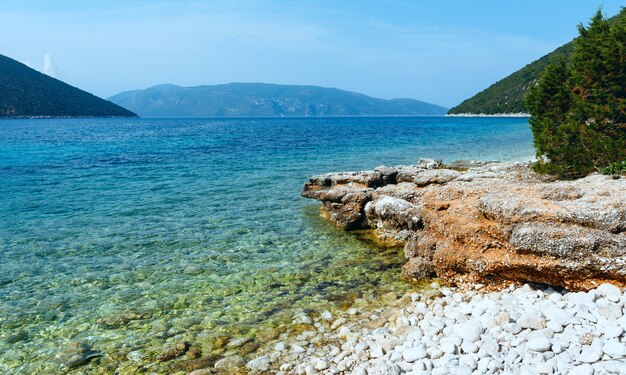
[302,160,626,291]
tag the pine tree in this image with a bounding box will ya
[525,8,626,178]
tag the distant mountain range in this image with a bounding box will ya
[0,54,136,118]
[448,12,623,115]
[108,83,448,117]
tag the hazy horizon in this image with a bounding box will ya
[1,0,624,107]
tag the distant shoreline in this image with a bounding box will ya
[446,113,530,118]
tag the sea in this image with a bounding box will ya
[0,116,534,373]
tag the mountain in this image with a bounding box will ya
[448,12,623,115]
[448,43,573,115]
[108,83,448,117]
[0,54,136,118]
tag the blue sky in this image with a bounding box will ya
[1,1,623,107]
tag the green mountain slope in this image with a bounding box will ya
[0,54,136,118]
[448,12,623,115]
[448,43,574,115]
[108,83,448,117]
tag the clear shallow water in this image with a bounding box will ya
[0,117,533,373]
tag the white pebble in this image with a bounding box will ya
[527,337,552,352]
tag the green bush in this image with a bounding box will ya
[602,160,626,176]
[525,8,626,179]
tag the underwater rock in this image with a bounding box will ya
[99,309,147,328]
[5,330,29,344]
[58,342,102,369]
[157,341,190,362]
[303,161,626,291]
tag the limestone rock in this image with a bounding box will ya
[302,161,626,291]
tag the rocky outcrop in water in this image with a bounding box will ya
[302,160,626,291]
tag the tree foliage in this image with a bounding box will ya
[525,8,626,179]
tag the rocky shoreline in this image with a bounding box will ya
[189,160,626,374]
[301,159,626,291]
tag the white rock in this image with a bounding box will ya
[370,345,385,358]
[126,350,144,362]
[601,360,626,374]
[568,363,593,375]
[596,305,623,320]
[292,344,306,353]
[354,342,369,353]
[402,346,427,362]
[603,324,623,339]
[503,323,522,334]
[320,310,332,321]
[578,346,602,363]
[331,318,347,330]
[596,283,622,300]
[246,355,271,372]
[477,357,490,372]
[527,337,552,352]
[440,341,457,354]
[279,363,293,371]
[390,350,403,362]
[338,326,351,337]
[314,359,329,370]
[453,321,483,342]
[603,340,626,357]
[293,313,313,325]
[460,340,478,354]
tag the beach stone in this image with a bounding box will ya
[214,356,244,371]
[440,342,457,354]
[370,345,385,358]
[5,331,28,344]
[213,336,230,349]
[603,324,623,339]
[418,158,443,170]
[596,305,623,320]
[320,310,333,321]
[157,341,190,362]
[331,318,347,330]
[226,337,252,349]
[315,359,329,370]
[460,340,478,354]
[603,340,626,357]
[569,363,593,375]
[188,370,212,375]
[126,350,144,362]
[578,346,602,363]
[527,337,552,352]
[453,321,483,342]
[402,346,427,362]
[246,355,271,372]
[518,313,546,330]
[354,342,369,354]
[596,284,622,300]
[293,313,313,325]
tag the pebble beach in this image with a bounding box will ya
[240,283,626,375]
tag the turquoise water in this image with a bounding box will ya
[0,117,533,373]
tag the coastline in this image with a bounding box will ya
[445,113,530,118]
[228,158,625,374]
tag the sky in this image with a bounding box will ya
[1,1,624,108]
